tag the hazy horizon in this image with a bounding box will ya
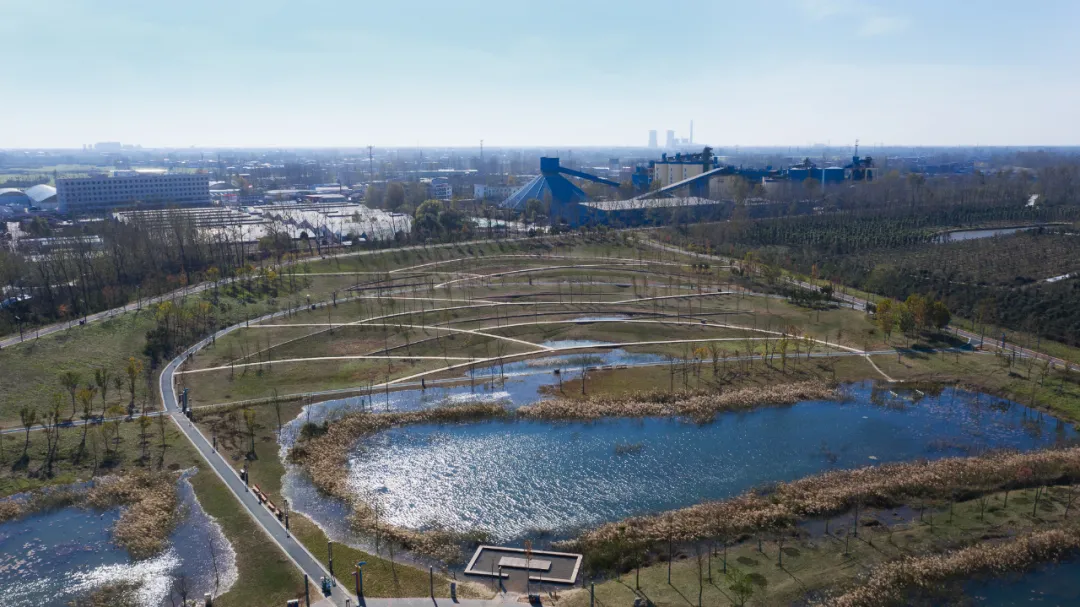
[4,0,1079,149]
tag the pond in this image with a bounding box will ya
[282,373,1075,546]
[0,474,236,607]
[343,383,1074,541]
[936,226,1036,242]
[965,559,1080,605]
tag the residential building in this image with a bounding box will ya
[56,172,211,214]
[474,184,521,201]
[426,177,453,200]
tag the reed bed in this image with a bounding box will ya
[0,486,89,524]
[577,447,1080,548]
[349,498,487,562]
[825,526,1080,607]
[0,472,180,559]
[0,498,23,523]
[520,381,836,422]
[85,472,181,559]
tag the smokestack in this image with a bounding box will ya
[689,120,693,145]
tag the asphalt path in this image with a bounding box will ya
[159,307,356,607]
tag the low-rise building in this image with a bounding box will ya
[473,184,521,201]
[426,177,453,201]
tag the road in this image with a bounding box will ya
[0,284,208,349]
[0,234,541,350]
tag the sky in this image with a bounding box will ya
[2,0,1079,149]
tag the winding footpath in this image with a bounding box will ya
[159,305,357,607]
[637,236,1074,372]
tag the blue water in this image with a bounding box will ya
[0,475,236,607]
[340,383,1074,542]
[938,227,1035,242]
[277,342,665,425]
[966,559,1080,605]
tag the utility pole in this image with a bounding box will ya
[368,145,374,184]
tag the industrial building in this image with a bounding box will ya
[0,189,30,207]
[425,177,453,201]
[25,184,58,209]
[499,157,618,226]
[651,151,716,189]
[648,130,658,148]
[56,172,211,215]
[113,202,410,246]
[0,184,58,211]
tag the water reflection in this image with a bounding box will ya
[279,347,1077,548]
[965,559,1080,605]
[344,383,1074,541]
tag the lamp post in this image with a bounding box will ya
[283,499,290,535]
[355,561,367,598]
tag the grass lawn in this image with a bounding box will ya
[559,484,1080,607]
[180,356,464,408]
[873,348,1080,423]
[0,312,157,427]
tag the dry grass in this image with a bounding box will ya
[0,486,86,523]
[84,471,181,559]
[825,526,1080,607]
[0,471,180,559]
[576,447,1080,549]
[520,381,836,422]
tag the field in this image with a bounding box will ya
[560,482,1080,607]
[665,218,1080,348]
[7,232,1080,605]
[158,236,1080,605]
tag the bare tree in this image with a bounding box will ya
[19,406,37,461]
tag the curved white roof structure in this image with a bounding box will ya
[25,184,57,204]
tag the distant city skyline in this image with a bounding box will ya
[3,0,1079,149]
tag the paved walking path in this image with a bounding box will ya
[638,235,1073,371]
[160,310,356,607]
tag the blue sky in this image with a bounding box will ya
[3,0,1078,148]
